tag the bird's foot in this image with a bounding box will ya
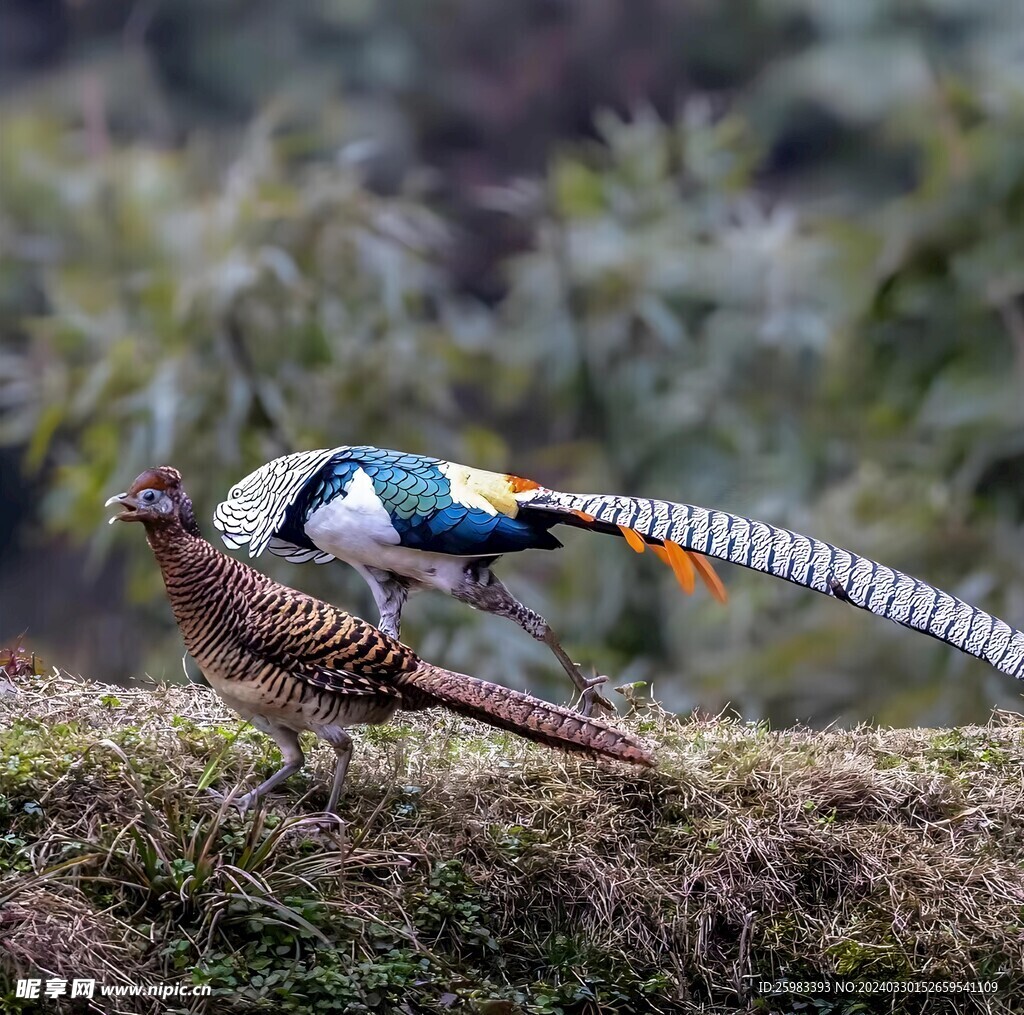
[577,673,617,719]
[309,811,347,833]
[206,787,256,813]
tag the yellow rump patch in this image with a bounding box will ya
[440,461,522,517]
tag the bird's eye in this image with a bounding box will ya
[141,489,158,503]
[231,487,243,499]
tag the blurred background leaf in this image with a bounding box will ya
[1,0,1022,726]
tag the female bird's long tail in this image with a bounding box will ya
[401,662,655,766]
[519,488,1024,680]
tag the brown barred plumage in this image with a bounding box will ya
[106,466,654,814]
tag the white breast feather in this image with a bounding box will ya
[305,467,402,554]
[305,467,476,592]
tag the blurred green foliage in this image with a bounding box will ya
[1,0,1023,726]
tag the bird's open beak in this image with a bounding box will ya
[105,492,140,524]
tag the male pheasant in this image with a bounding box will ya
[213,446,1024,700]
[213,447,728,716]
[106,466,654,814]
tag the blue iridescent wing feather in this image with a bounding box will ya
[277,446,560,557]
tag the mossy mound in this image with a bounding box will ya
[2,674,1023,1014]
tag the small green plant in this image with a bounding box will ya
[412,860,499,954]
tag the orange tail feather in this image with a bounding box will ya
[574,511,728,603]
[662,539,697,594]
[687,549,729,603]
[617,524,647,554]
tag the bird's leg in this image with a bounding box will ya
[452,567,616,718]
[358,566,409,639]
[318,725,354,815]
[539,627,615,718]
[219,720,304,812]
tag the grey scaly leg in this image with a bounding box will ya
[319,726,354,815]
[452,566,616,718]
[356,565,409,639]
[230,719,304,811]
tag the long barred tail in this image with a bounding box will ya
[521,488,1024,681]
[402,663,655,767]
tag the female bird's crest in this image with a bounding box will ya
[130,465,183,493]
[107,465,201,536]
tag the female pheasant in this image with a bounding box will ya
[105,466,654,814]
[214,446,1024,710]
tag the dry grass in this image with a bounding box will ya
[2,673,1024,1014]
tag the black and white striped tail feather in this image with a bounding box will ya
[522,488,1024,681]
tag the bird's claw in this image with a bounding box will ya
[310,812,347,833]
[206,787,255,813]
[578,673,617,719]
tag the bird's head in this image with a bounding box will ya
[105,466,201,536]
